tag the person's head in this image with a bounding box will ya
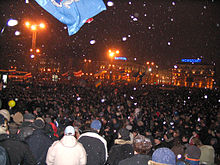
[133,134,152,154]
[33,118,45,130]
[0,109,10,122]
[185,145,201,165]
[12,112,23,125]
[90,120,102,132]
[23,113,35,122]
[64,126,75,136]
[0,114,8,134]
[148,147,176,165]
[118,128,130,141]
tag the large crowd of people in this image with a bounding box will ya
[0,80,219,165]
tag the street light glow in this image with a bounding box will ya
[31,25,37,31]
[25,21,30,28]
[116,50,120,54]
[39,23,45,29]
[36,49,40,53]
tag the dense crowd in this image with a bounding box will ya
[0,80,219,165]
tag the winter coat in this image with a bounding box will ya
[199,145,215,165]
[0,145,10,165]
[25,129,53,165]
[119,154,151,165]
[46,135,87,165]
[78,131,108,165]
[0,134,36,165]
[106,139,134,165]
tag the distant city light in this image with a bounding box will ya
[181,59,201,63]
[204,95,208,99]
[174,65,178,69]
[115,57,127,61]
[149,68,152,72]
[30,54,35,58]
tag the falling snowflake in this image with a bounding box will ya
[122,37,127,41]
[90,40,96,45]
[15,31,20,36]
[168,41,171,45]
[107,1,114,7]
[172,2,176,6]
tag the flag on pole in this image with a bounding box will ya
[95,80,101,88]
[73,70,83,77]
[34,0,107,35]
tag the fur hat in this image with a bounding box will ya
[64,126,75,136]
[152,147,176,165]
[0,109,10,122]
[12,112,23,125]
[118,128,130,140]
[133,134,152,154]
[90,120,102,130]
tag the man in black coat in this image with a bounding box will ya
[78,120,108,165]
[0,114,36,165]
[25,118,53,165]
[106,128,134,165]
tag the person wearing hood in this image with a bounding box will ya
[106,128,134,165]
[46,126,87,165]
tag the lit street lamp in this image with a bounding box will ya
[25,21,45,55]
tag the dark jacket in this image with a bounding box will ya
[119,154,151,165]
[78,131,108,165]
[25,129,53,165]
[0,134,36,165]
[106,139,134,165]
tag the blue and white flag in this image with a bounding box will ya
[35,0,106,35]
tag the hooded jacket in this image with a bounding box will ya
[46,135,86,165]
[107,139,134,165]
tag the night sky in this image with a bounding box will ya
[0,0,220,75]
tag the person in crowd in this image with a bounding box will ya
[46,125,87,165]
[171,138,185,162]
[193,138,215,165]
[148,147,176,165]
[0,109,10,123]
[9,111,23,134]
[0,145,10,165]
[119,134,152,165]
[25,118,53,165]
[184,144,201,165]
[78,120,108,165]
[0,114,36,165]
[106,128,133,165]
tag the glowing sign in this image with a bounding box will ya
[181,59,201,63]
[114,57,127,61]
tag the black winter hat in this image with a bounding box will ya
[118,128,130,140]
